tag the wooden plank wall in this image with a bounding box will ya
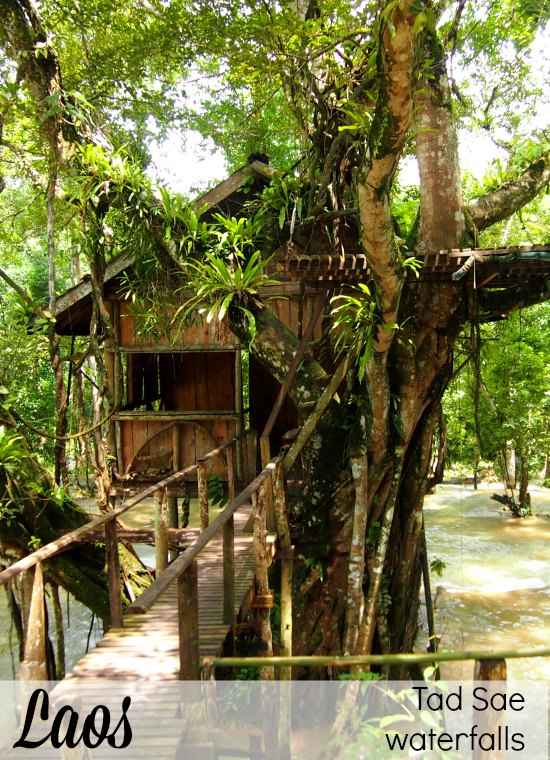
[119,352,236,477]
[266,289,325,342]
[118,302,238,349]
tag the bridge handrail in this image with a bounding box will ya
[0,429,252,588]
[127,457,281,614]
[203,646,550,671]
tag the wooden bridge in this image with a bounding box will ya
[0,430,291,685]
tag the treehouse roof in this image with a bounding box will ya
[53,156,550,336]
[54,159,277,334]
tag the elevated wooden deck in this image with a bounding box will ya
[64,505,274,681]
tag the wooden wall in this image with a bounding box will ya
[116,351,237,479]
[111,285,326,480]
[118,302,238,349]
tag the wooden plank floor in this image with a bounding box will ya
[64,505,270,681]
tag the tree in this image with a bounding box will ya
[1,0,549,674]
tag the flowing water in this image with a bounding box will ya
[422,482,550,681]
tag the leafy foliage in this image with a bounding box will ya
[330,284,376,381]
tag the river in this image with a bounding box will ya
[422,482,550,680]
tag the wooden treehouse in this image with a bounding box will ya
[0,161,548,734]
[54,157,550,501]
[54,160,326,498]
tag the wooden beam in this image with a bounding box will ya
[178,561,200,680]
[197,462,209,531]
[261,289,327,439]
[154,488,169,574]
[20,563,47,681]
[223,515,235,630]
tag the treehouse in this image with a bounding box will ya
[54,156,550,498]
[53,159,327,494]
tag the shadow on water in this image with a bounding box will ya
[422,482,550,680]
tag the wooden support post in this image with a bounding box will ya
[473,658,507,760]
[273,461,293,680]
[260,436,276,532]
[246,429,257,484]
[20,563,47,681]
[105,518,123,629]
[235,348,244,481]
[252,486,274,680]
[280,553,294,679]
[115,421,124,475]
[154,488,169,574]
[421,514,438,660]
[178,560,200,680]
[172,422,180,471]
[168,496,179,561]
[223,515,235,650]
[197,461,209,531]
[227,444,236,502]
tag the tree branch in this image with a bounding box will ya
[467,152,550,233]
[356,4,418,353]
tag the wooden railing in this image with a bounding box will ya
[126,452,292,679]
[203,647,550,675]
[0,428,261,679]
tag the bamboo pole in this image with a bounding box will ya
[204,646,550,670]
[178,561,200,680]
[105,518,123,628]
[154,488,169,574]
[197,461,209,531]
